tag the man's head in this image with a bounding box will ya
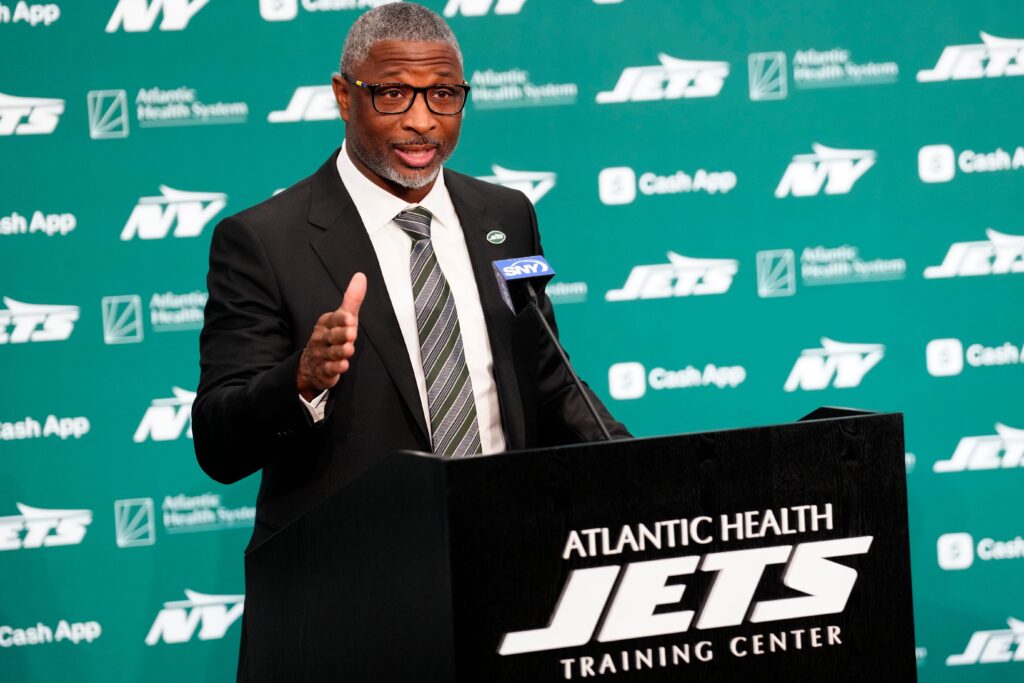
[333,4,465,200]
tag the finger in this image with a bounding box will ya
[339,272,367,317]
[332,342,355,360]
[321,360,348,377]
[326,325,357,345]
[324,310,355,330]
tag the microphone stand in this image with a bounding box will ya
[525,282,613,441]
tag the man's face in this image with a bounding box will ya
[334,41,464,199]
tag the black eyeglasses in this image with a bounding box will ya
[340,73,470,116]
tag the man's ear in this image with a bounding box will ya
[332,74,350,123]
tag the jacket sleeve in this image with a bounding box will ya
[522,192,632,445]
[191,215,319,484]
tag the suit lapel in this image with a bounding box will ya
[445,170,527,452]
[307,151,430,445]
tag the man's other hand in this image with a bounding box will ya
[297,273,367,400]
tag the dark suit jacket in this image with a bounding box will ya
[192,149,629,547]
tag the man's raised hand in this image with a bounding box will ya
[297,273,367,400]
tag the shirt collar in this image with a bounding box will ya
[336,140,460,236]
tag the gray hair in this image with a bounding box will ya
[339,3,463,74]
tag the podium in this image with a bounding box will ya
[244,408,916,681]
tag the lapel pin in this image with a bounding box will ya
[486,230,506,245]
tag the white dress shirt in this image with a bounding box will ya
[299,142,506,455]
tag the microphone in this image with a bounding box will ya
[492,256,613,441]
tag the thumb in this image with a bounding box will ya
[340,272,367,316]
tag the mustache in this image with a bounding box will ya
[390,137,444,148]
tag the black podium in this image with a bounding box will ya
[244,408,916,681]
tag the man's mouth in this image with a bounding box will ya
[392,144,438,169]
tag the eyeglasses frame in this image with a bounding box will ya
[339,72,471,116]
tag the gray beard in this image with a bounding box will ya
[347,135,450,190]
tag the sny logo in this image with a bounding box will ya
[499,536,872,654]
[145,590,244,645]
[917,32,1024,82]
[499,257,551,278]
[267,86,338,123]
[0,503,93,551]
[134,387,195,442]
[106,0,209,33]
[775,143,876,197]
[784,338,885,392]
[478,165,556,204]
[946,618,1024,666]
[597,53,730,104]
[606,252,738,301]
[924,228,1024,278]
[0,297,78,344]
[443,0,526,17]
[933,423,1024,472]
[120,186,226,240]
[0,92,64,136]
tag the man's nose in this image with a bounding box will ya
[400,91,437,133]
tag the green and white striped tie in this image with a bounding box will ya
[394,206,482,458]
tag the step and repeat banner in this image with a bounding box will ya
[2,1,1022,681]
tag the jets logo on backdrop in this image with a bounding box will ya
[145,590,244,645]
[917,32,1024,82]
[134,387,195,443]
[933,423,1024,472]
[0,92,64,136]
[597,54,730,104]
[924,228,1024,278]
[775,143,876,197]
[106,0,209,33]
[0,503,93,551]
[947,618,1024,666]
[784,338,885,392]
[606,252,738,301]
[0,297,78,344]
[477,166,556,203]
[120,186,226,240]
[267,86,338,123]
[444,0,526,17]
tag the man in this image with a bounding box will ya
[193,1,627,563]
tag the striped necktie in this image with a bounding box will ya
[394,206,482,458]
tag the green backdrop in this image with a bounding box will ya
[2,1,1023,680]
